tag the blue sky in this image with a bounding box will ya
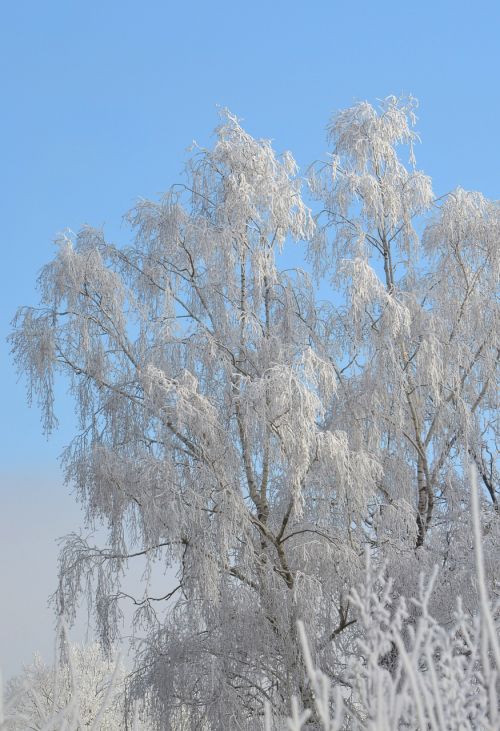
[1,0,499,678]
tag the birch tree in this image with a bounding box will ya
[11,99,499,728]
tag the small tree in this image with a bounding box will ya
[11,99,499,728]
[5,642,127,730]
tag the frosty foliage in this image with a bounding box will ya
[10,99,499,728]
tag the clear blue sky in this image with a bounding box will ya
[1,0,499,678]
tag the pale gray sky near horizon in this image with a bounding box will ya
[0,469,176,679]
[0,471,89,678]
[1,0,499,683]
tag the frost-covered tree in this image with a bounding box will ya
[11,99,499,728]
[4,641,127,730]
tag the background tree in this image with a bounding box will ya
[5,640,128,730]
[11,99,499,728]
